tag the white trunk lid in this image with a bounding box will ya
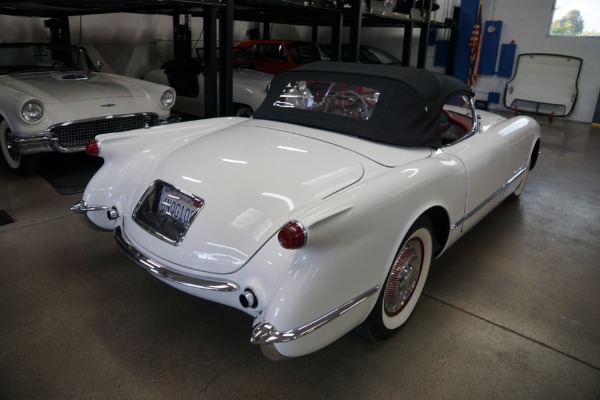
[127,124,367,274]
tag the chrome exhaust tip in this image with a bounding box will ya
[240,289,258,308]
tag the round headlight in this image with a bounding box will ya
[22,101,44,122]
[160,90,175,108]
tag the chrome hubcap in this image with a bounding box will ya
[384,237,424,317]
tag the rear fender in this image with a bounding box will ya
[254,154,466,357]
[82,118,247,230]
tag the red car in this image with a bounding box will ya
[233,40,326,75]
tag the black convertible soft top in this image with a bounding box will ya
[253,61,473,148]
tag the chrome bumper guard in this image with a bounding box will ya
[114,227,239,292]
[250,285,379,346]
[70,200,109,213]
[9,133,64,155]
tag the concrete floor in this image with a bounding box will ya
[1,116,599,400]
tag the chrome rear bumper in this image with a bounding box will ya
[114,226,239,292]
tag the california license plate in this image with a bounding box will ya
[158,185,201,225]
[133,180,204,246]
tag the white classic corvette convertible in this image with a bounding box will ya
[0,43,178,173]
[72,62,540,359]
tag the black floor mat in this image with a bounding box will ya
[41,153,104,195]
[0,210,15,226]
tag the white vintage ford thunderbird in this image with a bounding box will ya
[144,59,272,118]
[0,43,178,173]
[72,62,541,359]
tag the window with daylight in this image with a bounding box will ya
[549,0,600,37]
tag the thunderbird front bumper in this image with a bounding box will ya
[9,113,181,155]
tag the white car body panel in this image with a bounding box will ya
[75,63,541,359]
[144,68,272,117]
[79,114,539,357]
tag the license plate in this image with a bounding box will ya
[158,185,201,226]
[133,180,204,246]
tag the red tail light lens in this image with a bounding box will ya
[85,140,100,156]
[278,221,307,249]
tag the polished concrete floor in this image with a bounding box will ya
[1,116,599,400]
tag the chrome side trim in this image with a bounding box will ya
[452,165,527,230]
[114,227,239,292]
[250,285,379,345]
[70,200,109,214]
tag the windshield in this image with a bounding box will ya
[0,44,96,75]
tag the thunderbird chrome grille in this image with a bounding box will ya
[48,113,158,148]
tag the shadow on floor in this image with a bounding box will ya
[40,152,104,195]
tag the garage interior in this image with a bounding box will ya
[1,0,599,399]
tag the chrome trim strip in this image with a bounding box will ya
[452,165,527,230]
[70,200,109,214]
[250,285,379,345]
[114,227,239,292]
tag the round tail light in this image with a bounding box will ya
[278,221,307,249]
[86,140,100,156]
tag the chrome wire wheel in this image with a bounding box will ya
[357,216,433,340]
[380,224,432,331]
[384,237,424,318]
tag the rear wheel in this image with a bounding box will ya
[0,120,41,174]
[358,216,433,340]
[233,104,253,118]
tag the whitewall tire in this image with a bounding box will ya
[0,120,41,174]
[358,216,433,340]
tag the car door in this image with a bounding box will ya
[441,101,510,233]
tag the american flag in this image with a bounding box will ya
[468,0,483,86]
